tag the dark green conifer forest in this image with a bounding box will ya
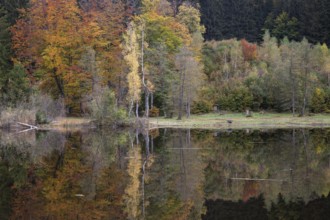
[199,0,330,45]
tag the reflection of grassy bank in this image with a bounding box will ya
[38,117,94,131]
[38,117,133,131]
[148,113,330,130]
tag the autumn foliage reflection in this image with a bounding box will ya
[10,132,128,220]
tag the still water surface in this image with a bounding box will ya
[0,128,330,219]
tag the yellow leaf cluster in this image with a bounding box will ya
[123,22,141,103]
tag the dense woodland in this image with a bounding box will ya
[200,0,330,45]
[0,0,330,123]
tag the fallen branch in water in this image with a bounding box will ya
[230,177,286,182]
[17,122,38,130]
[17,128,36,133]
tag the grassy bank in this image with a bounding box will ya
[6,113,330,132]
[148,113,330,130]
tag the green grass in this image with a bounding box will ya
[36,113,330,131]
[148,113,330,130]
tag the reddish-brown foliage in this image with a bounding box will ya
[241,39,257,62]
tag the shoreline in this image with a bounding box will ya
[3,113,330,132]
[147,113,330,130]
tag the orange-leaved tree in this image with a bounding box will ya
[241,39,257,62]
[12,0,105,115]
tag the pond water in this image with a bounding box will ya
[0,128,330,219]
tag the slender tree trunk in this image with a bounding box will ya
[186,96,191,118]
[144,131,150,157]
[128,100,134,117]
[292,83,296,116]
[186,129,191,146]
[301,67,308,116]
[177,68,185,120]
[178,130,187,196]
[142,130,150,218]
[302,129,310,193]
[186,85,191,118]
[141,28,145,86]
[290,129,297,197]
[117,73,123,107]
[141,28,149,118]
[233,48,238,73]
[290,57,296,116]
[224,52,229,80]
[150,93,154,108]
[136,102,139,118]
[136,128,139,145]
[52,68,65,98]
[145,89,149,117]
[302,83,308,116]
[187,102,190,118]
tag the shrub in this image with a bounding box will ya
[0,108,36,128]
[218,86,253,111]
[36,111,48,124]
[32,94,65,123]
[311,88,327,113]
[191,100,212,114]
[0,64,31,108]
[0,92,65,128]
[89,88,127,127]
[149,107,160,117]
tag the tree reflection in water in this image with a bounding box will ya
[202,192,330,220]
[0,128,330,219]
[1,130,130,220]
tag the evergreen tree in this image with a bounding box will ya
[200,0,271,42]
[0,0,29,24]
[264,12,300,41]
[0,7,11,71]
[0,7,30,106]
[199,0,330,45]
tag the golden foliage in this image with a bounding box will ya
[123,22,142,104]
[124,146,142,219]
